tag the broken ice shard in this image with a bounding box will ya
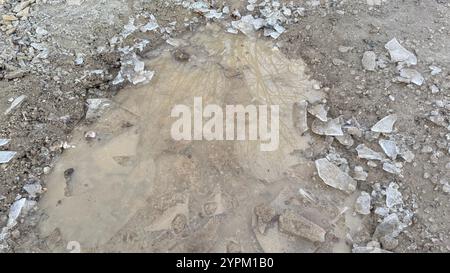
[371,114,397,133]
[311,117,344,136]
[0,151,17,164]
[315,158,357,193]
[356,144,384,161]
[385,38,417,66]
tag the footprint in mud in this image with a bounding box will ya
[63,168,75,197]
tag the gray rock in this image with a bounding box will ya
[332,58,345,66]
[346,126,363,138]
[338,46,353,53]
[445,162,450,170]
[4,70,27,80]
[336,134,354,147]
[380,235,399,251]
[254,204,277,224]
[367,161,378,168]
[362,51,377,71]
[399,148,415,163]
[421,145,433,154]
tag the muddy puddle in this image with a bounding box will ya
[37,24,358,252]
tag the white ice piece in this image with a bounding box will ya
[371,114,397,133]
[356,144,384,161]
[0,151,16,164]
[355,191,371,215]
[7,198,26,227]
[386,182,403,208]
[4,95,27,115]
[399,68,424,86]
[0,139,11,146]
[385,38,417,66]
[311,117,344,136]
[379,139,399,160]
[140,14,159,32]
[315,158,357,193]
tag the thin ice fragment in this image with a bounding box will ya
[315,158,357,193]
[0,151,17,164]
[371,114,397,133]
[355,191,371,215]
[379,139,399,160]
[311,117,344,136]
[386,183,403,208]
[383,162,402,175]
[140,14,159,32]
[356,144,384,161]
[398,68,424,86]
[0,139,11,146]
[7,198,26,227]
[385,38,417,66]
[4,95,27,115]
[308,104,328,122]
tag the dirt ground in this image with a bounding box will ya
[0,0,449,253]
